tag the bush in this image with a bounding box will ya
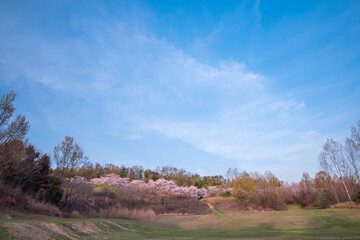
[101,185,118,198]
[0,184,61,216]
[61,179,94,211]
[71,210,80,218]
[258,189,287,211]
[233,189,259,207]
[41,176,63,206]
[272,198,287,211]
[26,200,62,216]
[352,190,360,204]
[220,191,231,197]
[0,184,28,209]
[315,191,330,209]
[0,140,63,206]
[233,172,258,207]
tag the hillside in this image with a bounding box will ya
[2,205,360,239]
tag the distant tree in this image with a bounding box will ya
[319,120,360,202]
[319,139,352,201]
[0,91,29,144]
[314,171,339,203]
[144,169,160,182]
[297,172,316,206]
[104,163,122,175]
[345,120,360,184]
[95,163,104,177]
[193,174,204,188]
[53,136,90,207]
[264,171,282,189]
[119,165,128,178]
[233,171,258,207]
[0,139,63,205]
[131,165,144,180]
[129,167,136,181]
[53,136,90,181]
[176,169,191,187]
[226,168,239,186]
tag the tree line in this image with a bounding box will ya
[0,91,359,216]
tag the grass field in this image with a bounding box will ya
[1,205,360,239]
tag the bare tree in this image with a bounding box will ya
[53,136,91,207]
[345,120,360,184]
[319,138,352,201]
[53,136,89,181]
[225,168,239,186]
[0,91,29,144]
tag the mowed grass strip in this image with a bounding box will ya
[1,205,360,239]
[155,204,360,238]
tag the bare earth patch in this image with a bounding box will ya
[106,220,138,232]
[71,221,102,234]
[40,222,78,240]
[201,197,243,213]
[4,223,50,240]
[0,214,12,220]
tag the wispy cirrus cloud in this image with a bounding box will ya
[0,8,325,180]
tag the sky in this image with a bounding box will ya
[0,0,359,182]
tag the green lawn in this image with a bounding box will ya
[1,205,360,239]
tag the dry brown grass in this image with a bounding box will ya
[142,198,210,215]
[330,201,360,209]
[99,206,156,221]
[200,196,227,205]
[201,197,245,212]
[71,210,80,218]
[26,200,62,216]
[131,209,156,221]
[0,184,62,217]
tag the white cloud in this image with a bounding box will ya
[128,134,143,140]
[0,13,325,180]
[144,116,323,169]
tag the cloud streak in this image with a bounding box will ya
[0,9,326,180]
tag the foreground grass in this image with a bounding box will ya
[1,205,360,239]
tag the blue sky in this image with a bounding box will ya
[0,0,359,182]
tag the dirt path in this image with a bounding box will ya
[206,202,219,214]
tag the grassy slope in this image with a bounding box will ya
[1,205,360,239]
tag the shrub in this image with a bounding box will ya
[71,210,80,218]
[258,189,287,211]
[233,172,258,207]
[61,179,94,211]
[0,184,28,209]
[272,198,287,211]
[101,185,118,198]
[352,190,360,204]
[45,177,63,206]
[0,184,61,216]
[296,173,317,207]
[220,191,231,197]
[131,209,156,221]
[315,191,330,209]
[26,200,62,216]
